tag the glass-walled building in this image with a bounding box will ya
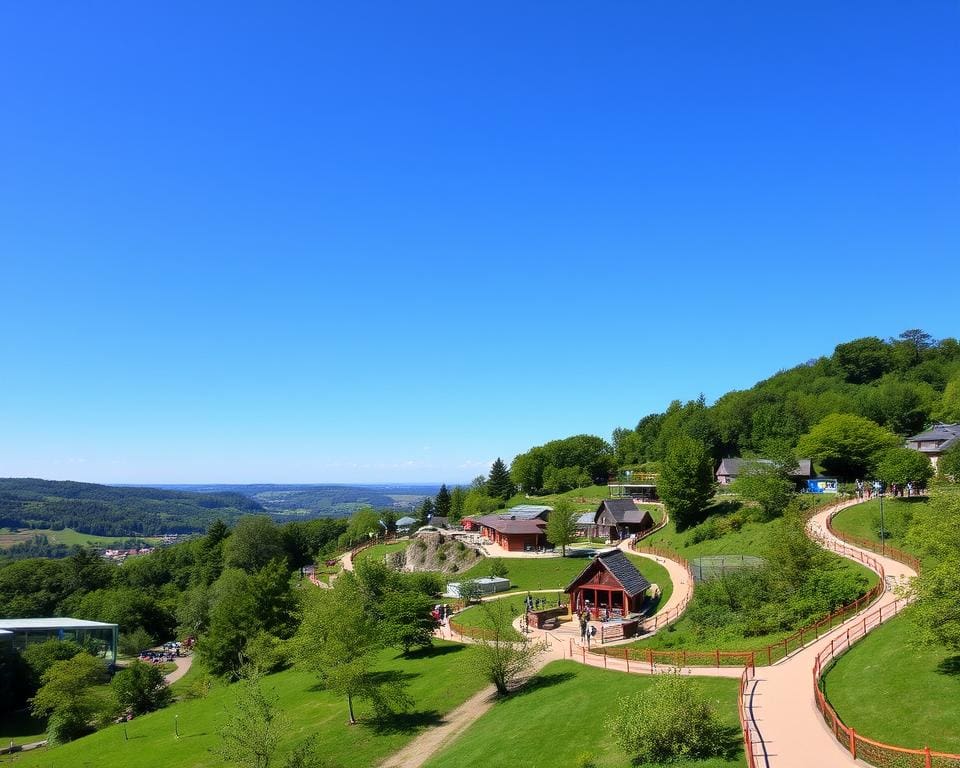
[0,618,118,666]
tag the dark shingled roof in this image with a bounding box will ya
[596,499,653,526]
[564,549,651,598]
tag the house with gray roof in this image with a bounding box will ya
[584,499,654,541]
[715,457,813,486]
[906,423,960,469]
[565,549,651,620]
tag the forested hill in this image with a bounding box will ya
[0,478,264,537]
[613,330,960,465]
[510,330,960,493]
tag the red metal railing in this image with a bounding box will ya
[738,661,759,768]
[825,507,922,573]
[812,596,960,767]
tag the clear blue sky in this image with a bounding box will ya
[1,2,957,484]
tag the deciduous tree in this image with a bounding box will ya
[606,673,730,764]
[31,652,107,743]
[545,498,578,556]
[875,447,934,488]
[471,599,545,696]
[796,413,899,480]
[111,659,172,715]
[218,669,289,768]
[657,436,714,530]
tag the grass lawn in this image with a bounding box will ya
[0,711,47,747]
[353,541,410,565]
[828,497,926,555]
[7,641,486,768]
[454,555,673,609]
[423,661,744,768]
[0,527,161,550]
[642,517,775,560]
[822,609,960,754]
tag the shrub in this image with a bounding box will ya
[488,558,509,578]
[606,673,729,763]
[111,660,172,715]
[119,627,155,658]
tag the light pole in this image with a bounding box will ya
[873,481,885,555]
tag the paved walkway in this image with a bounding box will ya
[164,653,194,685]
[425,498,914,768]
[742,501,916,768]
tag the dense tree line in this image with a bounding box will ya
[611,331,960,469]
[0,478,265,536]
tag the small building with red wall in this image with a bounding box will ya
[565,549,650,620]
[476,514,548,552]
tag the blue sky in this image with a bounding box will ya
[1,2,957,484]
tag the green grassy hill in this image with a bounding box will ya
[423,661,744,768]
[9,642,486,768]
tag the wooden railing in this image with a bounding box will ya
[812,596,960,767]
[739,661,760,768]
[825,507,922,572]
[603,533,887,667]
[811,500,960,767]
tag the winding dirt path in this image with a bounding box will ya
[377,683,500,768]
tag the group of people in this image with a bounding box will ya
[855,479,921,499]
[431,604,452,623]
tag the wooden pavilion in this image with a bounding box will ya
[565,549,650,621]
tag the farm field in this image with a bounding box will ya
[0,527,161,550]
[822,609,960,754]
[423,660,744,768]
[8,641,486,768]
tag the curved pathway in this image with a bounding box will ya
[164,653,194,685]
[742,501,916,768]
[386,499,910,768]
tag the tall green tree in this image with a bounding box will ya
[31,652,107,743]
[907,492,960,649]
[416,497,434,527]
[796,413,900,480]
[832,337,893,384]
[218,670,289,768]
[295,573,411,724]
[225,516,285,572]
[449,486,467,523]
[487,458,515,501]
[657,436,714,530]
[545,498,578,556]
[730,461,794,521]
[939,443,960,482]
[875,447,934,487]
[434,484,451,518]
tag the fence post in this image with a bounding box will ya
[850,728,857,759]
[624,647,629,673]
[716,649,720,667]
[767,646,772,666]
[648,648,654,672]
[925,746,932,768]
